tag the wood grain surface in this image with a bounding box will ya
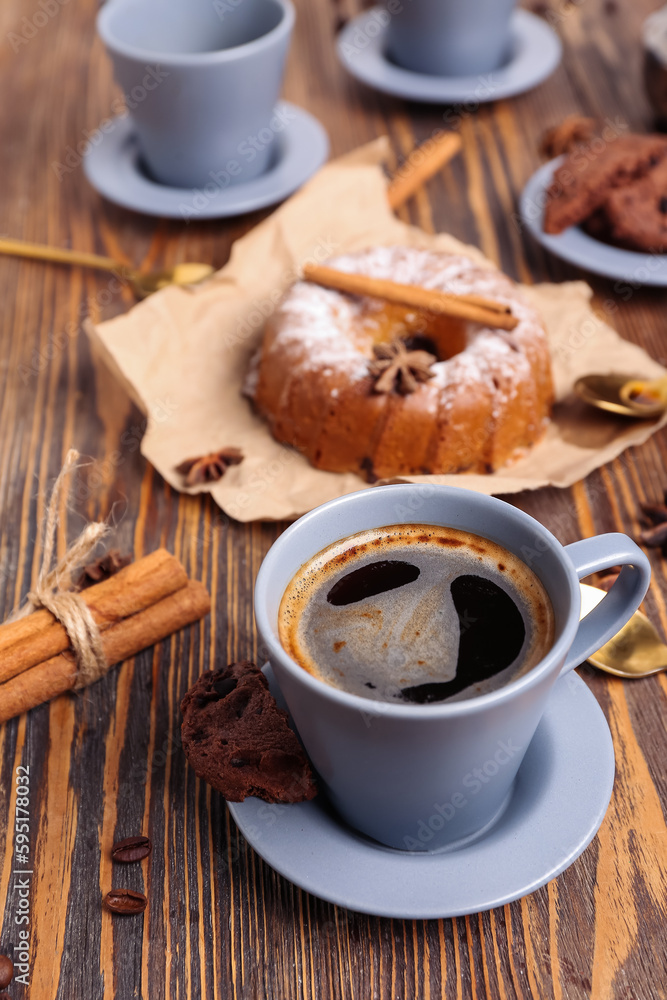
[1,0,666,997]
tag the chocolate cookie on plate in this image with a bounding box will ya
[543,133,667,234]
[181,661,317,803]
[596,155,667,252]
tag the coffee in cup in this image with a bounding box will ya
[257,485,650,850]
[279,523,554,704]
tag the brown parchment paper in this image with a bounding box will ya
[87,138,667,522]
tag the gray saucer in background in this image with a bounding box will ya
[83,103,329,220]
[520,157,667,286]
[227,667,614,919]
[337,8,562,104]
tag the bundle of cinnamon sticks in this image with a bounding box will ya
[0,549,210,725]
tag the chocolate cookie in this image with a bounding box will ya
[540,115,597,159]
[581,205,615,243]
[543,134,667,235]
[180,661,317,803]
[595,156,667,252]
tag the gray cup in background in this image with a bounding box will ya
[97,0,294,189]
[385,0,518,77]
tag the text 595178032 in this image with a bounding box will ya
[13,765,31,986]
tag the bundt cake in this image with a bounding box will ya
[245,247,554,481]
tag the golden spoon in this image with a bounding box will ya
[0,134,463,300]
[619,373,667,414]
[0,236,214,299]
[579,583,667,678]
[574,373,667,418]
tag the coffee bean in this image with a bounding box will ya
[104,889,147,915]
[111,835,152,863]
[0,955,13,989]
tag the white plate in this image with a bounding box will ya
[227,668,614,919]
[336,8,562,105]
[520,157,667,286]
[83,102,329,220]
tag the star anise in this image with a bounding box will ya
[175,448,244,487]
[636,497,667,554]
[640,521,667,549]
[76,549,132,590]
[369,339,436,395]
[641,501,667,525]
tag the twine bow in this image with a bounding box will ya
[8,450,110,688]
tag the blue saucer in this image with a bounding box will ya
[336,8,562,105]
[83,102,329,220]
[520,157,667,286]
[227,668,614,919]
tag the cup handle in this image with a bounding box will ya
[560,533,651,675]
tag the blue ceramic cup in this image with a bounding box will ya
[385,0,518,77]
[97,0,294,188]
[255,484,650,852]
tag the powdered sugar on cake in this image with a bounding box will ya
[248,246,553,479]
[263,248,542,393]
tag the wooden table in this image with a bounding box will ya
[1,0,666,996]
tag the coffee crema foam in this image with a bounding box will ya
[279,524,555,704]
